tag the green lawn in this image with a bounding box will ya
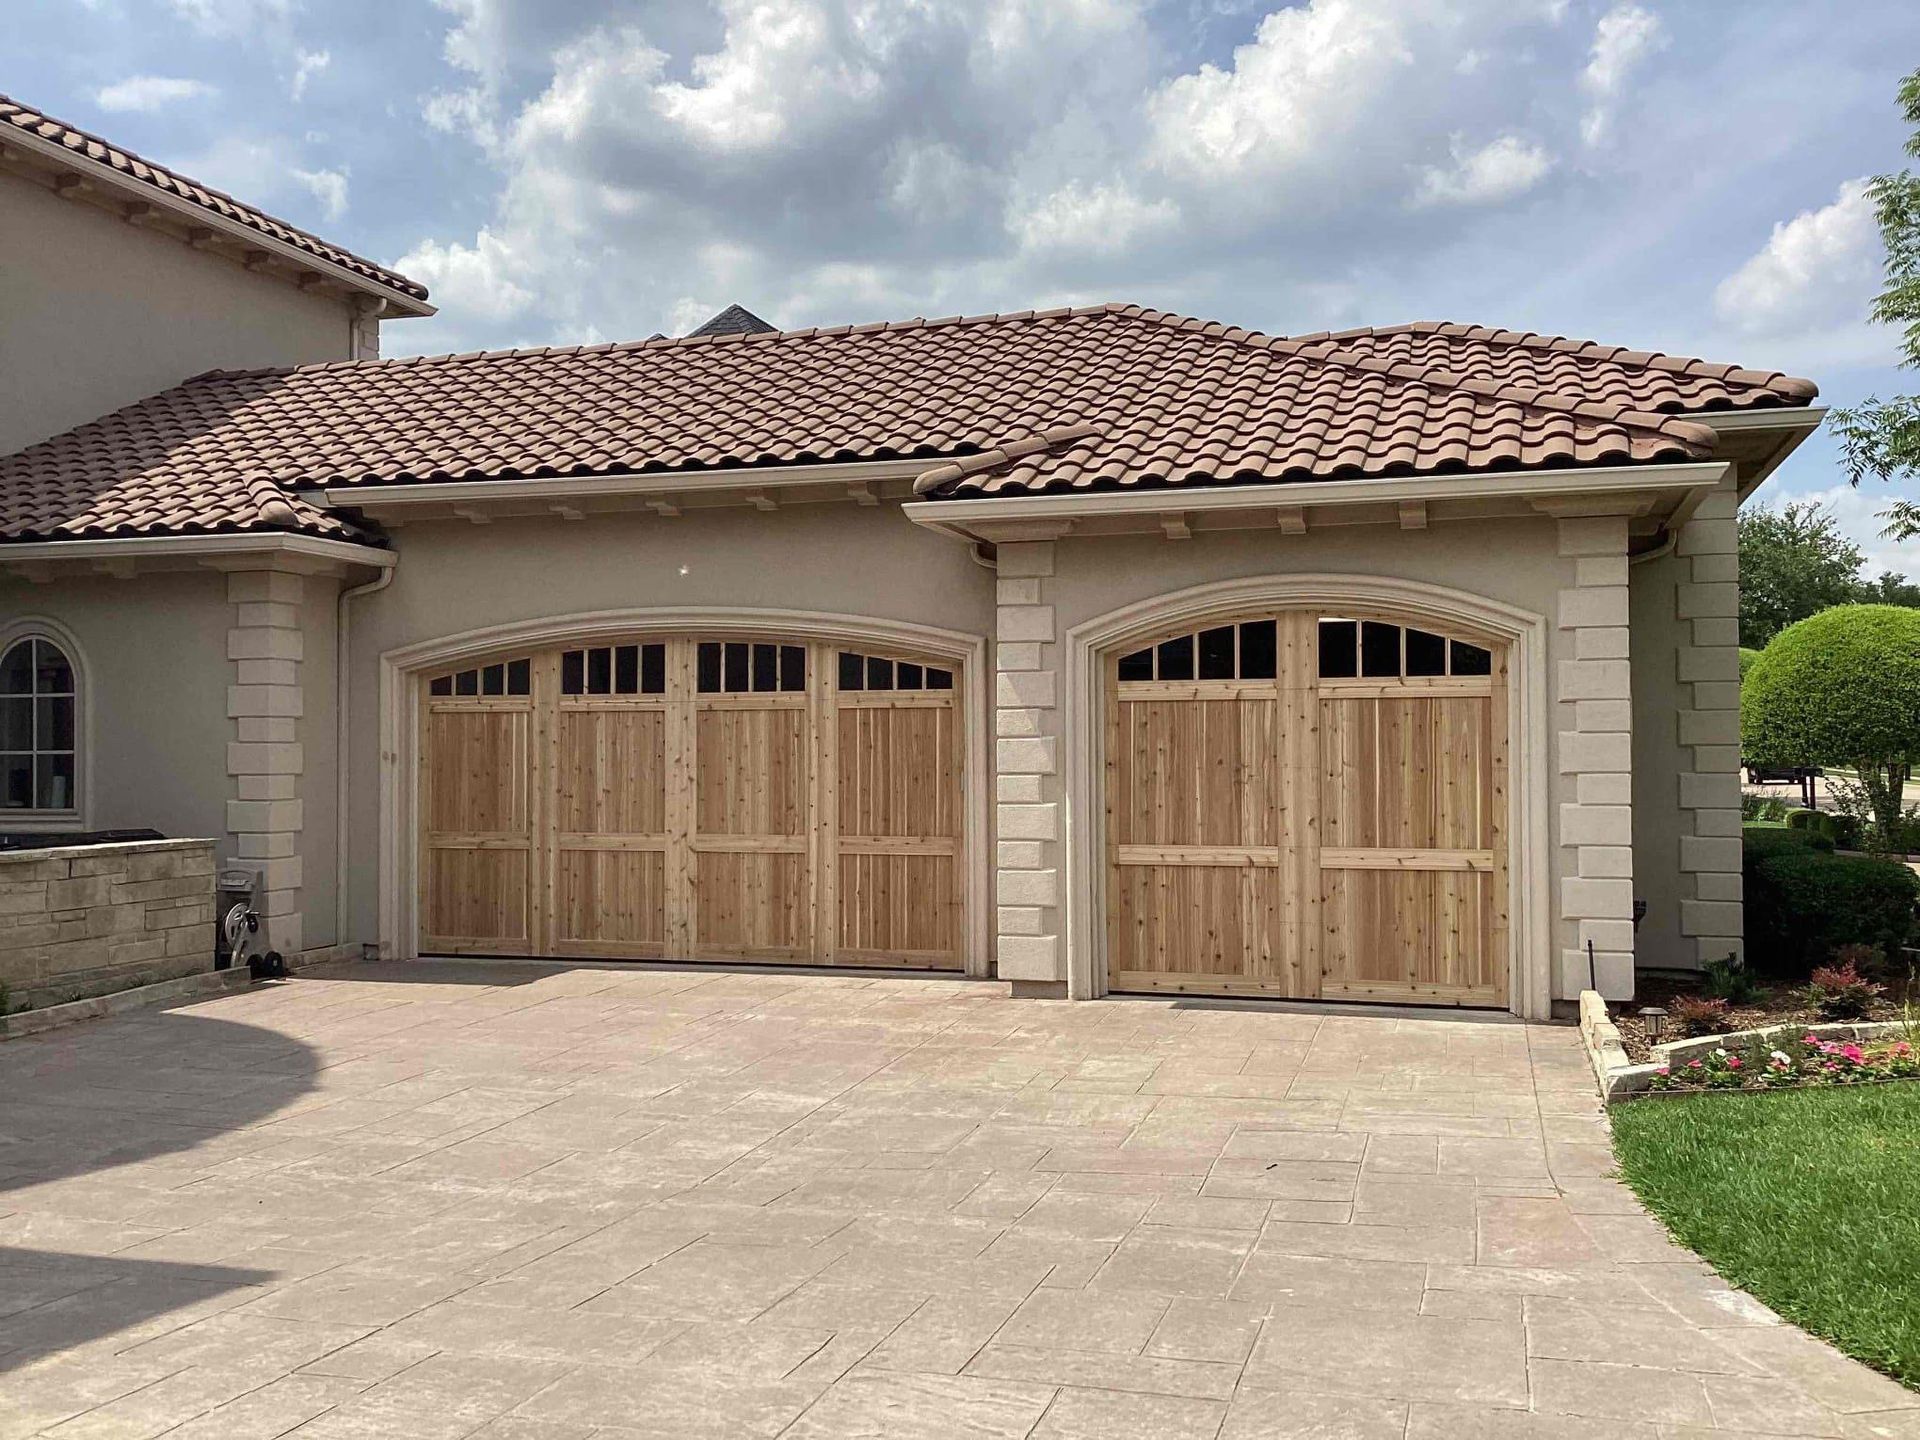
[1612,1084,1920,1388]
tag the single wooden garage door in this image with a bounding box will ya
[419,638,963,968]
[1106,610,1508,1007]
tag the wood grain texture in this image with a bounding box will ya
[418,637,963,971]
[1103,608,1507,1008]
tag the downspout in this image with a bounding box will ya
[335,565,394,955]
[1628,529,1678,566]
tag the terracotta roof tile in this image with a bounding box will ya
[0,303,1815,541]
[1,93,427,304]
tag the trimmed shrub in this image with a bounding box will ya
[1743,605,1920,839]
[1738,646,1763,683]
[1787,808,1864,849]
[1744,828,1920,978]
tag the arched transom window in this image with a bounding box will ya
[1,637,78,814]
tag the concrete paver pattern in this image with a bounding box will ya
[2,960,1916,1438]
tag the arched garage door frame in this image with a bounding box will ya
[1063,574,1552,1018]
[377,607,991,974]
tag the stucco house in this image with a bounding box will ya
[0,96,1824,1020]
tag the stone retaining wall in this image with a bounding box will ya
[0,838,216,1011]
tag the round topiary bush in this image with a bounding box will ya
[1743,605,1920,839]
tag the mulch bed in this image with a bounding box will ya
[1610,971,1919,1063]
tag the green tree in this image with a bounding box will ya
[1738,501,1868,646]
[1860,569,1920,607]
[1831,68,1920,541]
[1743,605,1920,838]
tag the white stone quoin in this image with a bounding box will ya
[1554,515,1637,999]
[993,541,1066,992]
[226,569,306,956]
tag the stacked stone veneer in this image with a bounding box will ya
[0,839,215,1010]
[1672,479,1744,965]
[993,541,1066,992]
[226,570,305,957]
[1555,515,1637,999]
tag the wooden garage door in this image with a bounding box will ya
[1106,611,1508,1007]
[419,638,964,969]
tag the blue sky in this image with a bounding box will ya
[10,0,1920,575]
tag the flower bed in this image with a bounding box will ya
[1647,1031,1919,1094]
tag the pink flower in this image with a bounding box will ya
[1842,1045,1865,1063]
[1688,1059,1704,1069]
[1655,1066,1670,1076]
[1726,1057,1742,1069]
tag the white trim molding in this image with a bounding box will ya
[375,606,991,978]
[1,533,395,581]
[1061,573,1554,1019]
[905,462,1730,546]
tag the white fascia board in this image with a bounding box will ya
[4,124,434,318]
[322,457,934,510]
[1680,405,1826,434]
[901,461,1730,533]
[0,533,395,570]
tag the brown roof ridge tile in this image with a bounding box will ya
[0,91,427,303]
[1341,320,1819,404]
[911,421,1101,495]
[1287,348,1719,454]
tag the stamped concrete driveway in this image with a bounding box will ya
[3,962,1917,1440]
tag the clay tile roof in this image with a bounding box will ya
[0,303,1816,541]
[0,92,427,304]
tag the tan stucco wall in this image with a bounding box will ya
[339,503,994,944]
[0,170,365,456]
[0,571,231,842]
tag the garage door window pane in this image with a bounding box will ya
[1156,634,1194,681]
[780,646,806,692]
[752,644,778,692]
[1238,621,1277,679]
[454,669,479,696]
[642,645,666,694]
[1405,628,1446,677]
[587,647,613,694]
[1361,622,1401,677]
[724,643,751,692]
[838,651,863,691]
[1198,626,1235,679]
[481,663,505,695]
[1451,640,1492,676]
[507,658,531,695]
[1318,620,1357,678]
[614,645,640,694]
[1117,647,1153,681]
[698,642,722,693]
[866,656,894,690]
[925,667,953,690]
[898,662,924,690]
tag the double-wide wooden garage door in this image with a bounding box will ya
[419,637,963,968]
[1106,610,1509,1007]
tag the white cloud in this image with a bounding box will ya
[95,76,213,112]
[291,49,331,100]
[1580,3,1663,145]
[1011,182,1179,256]
[167,0,293,38]
[1714,179,1880,337]
[1411,134,1553,208]
[395,229,536,323]
[292,166,349,221]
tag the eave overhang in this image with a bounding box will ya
[0,532,395,583]
[900,461,1734,546]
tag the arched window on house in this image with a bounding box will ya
[1,636,79,815]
